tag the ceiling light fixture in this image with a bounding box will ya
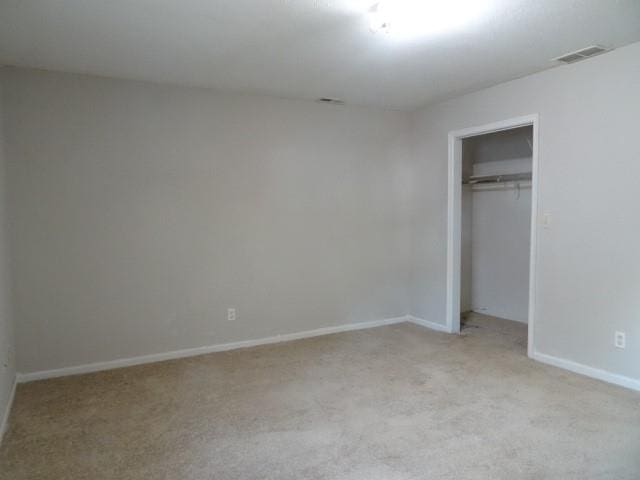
[368,0,491,39]
[369,2,391,34]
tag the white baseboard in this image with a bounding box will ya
[532,351,640,392]
[410,317,640,392]
[407,315,452,333]
[17,316,412,383]
[0,376,16,445]
[17,317,636,394]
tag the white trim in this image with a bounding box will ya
[445,133,461,334]
[407,315,450,333]
[446,114,540,356]
[17,316,410,383]
[447,115,538,139]
[527,118,540,357]
[0,376,16,444]
[17,315,456,383]
[532,351,640,392]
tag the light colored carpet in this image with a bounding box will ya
[1,316,639,479]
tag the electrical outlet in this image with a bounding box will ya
[227,308,236,322]
[614,331,625,349]
[542,213,552,229]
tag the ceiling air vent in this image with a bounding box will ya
[553,45,610,64]
[316,97,345,106]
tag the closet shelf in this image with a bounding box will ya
[463,172,532,185]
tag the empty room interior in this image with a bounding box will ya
[0,1,639,479]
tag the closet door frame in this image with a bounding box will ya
[446,114,539,358]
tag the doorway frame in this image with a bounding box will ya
[446,114,539,357]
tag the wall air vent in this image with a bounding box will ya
[316,97,345,106]
[553,45,610,64]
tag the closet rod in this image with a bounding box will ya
[462,172,532,185]
[469,181,531,192]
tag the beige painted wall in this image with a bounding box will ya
[3,42,639,389]
[410,41,640,382]
[2,68,412,374]
[0,71,15,430]
[470,182,531,322]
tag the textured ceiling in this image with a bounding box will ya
[1,0,639,110]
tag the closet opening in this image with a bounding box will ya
[446,115,539,357]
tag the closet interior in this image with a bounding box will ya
[460,126,533,332]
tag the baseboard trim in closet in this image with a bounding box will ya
[407,315,452,333]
